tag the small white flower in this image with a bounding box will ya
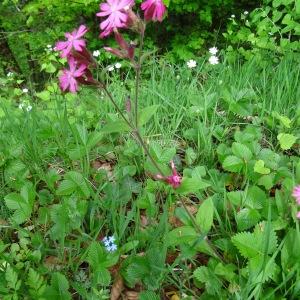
[187,59,197,69]
[209,56,219,65]
[7,72,13,77]
[176,75,180,80]
[26,105,32,112]
[124,5,130,10]
[47,44,52,48]
[244,11,249,15]
[209,47,218,55]
[22,88,28,93]
[18,103,25,109]
[115,62,122,69]
[231,14,235,18]
[107,65,114,71]
[93,50,100,57]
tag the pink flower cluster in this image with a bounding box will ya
[54,0,167,93]
[97,0,166,38]
[55,25,95,93]
[156,161,182,189]
[292,185,300,219]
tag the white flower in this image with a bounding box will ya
[18,103,25,109]
[115,62,122,69]
[176,75,180,80]
[93,50,100,57]
[209,47,218,55]
[209,56,219,65]
[231,14,235,18]
[7,72,13,77]
[187,59,197,69]
[47,44,52,48]
[107,65,114,71]
[26,105,32,112]
[244,11,249,15]
[22,88,28,93]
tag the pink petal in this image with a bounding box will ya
[74,65,87,77]
[73,39,86,52]
[55,41,68,51]
[76,25,88,38]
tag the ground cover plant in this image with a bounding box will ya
[0,0,300,299]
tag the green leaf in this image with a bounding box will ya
[254,160,270,175]
[236,208,261,231]
[138,105,159,127]
[222,155,244,172]
[101,120,131,134]
[4,184,35,224]
[277,133,297,150]
[193,266,222,295]
[231,232,261,258]
[57,171,90,198]
[139,291,160,300]
[166,226,198,246]
[48,272,71,300]
[36,90,50,101]
[232,142,253,161]
[94,266,111,286]
[176,177,210,194]
[196,198,214,233]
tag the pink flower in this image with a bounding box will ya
[55,25,88,58]
[59,57,87,93]
[96,0,134,38]
[156,160,182,189]
[292,185,300,205]
[141,0,166,22]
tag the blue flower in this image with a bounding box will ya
[102,235,117,252]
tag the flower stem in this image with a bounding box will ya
[100,83,165,176]
[134,25,145,128]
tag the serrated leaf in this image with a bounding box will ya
[232,142,253,161]
[139,291,160,300]
[232,232,261,258]
[94,266,111,286]
[57,171,90,198]
[222,155,244,172]
[254,160,270,175]
[193,266,222,295]
[277,133,297,150]
[196,197,214,233]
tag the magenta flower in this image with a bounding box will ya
[292,185,300,205]
[59,57,87,93]
[55,25,88,58]
[96,0,134,38]
[141,0,166,22]
[156,160,182,189]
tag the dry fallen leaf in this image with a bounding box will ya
[110,276,124,300]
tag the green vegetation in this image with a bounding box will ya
[1,0,300,299]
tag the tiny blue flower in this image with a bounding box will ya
[102,235,117,252]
